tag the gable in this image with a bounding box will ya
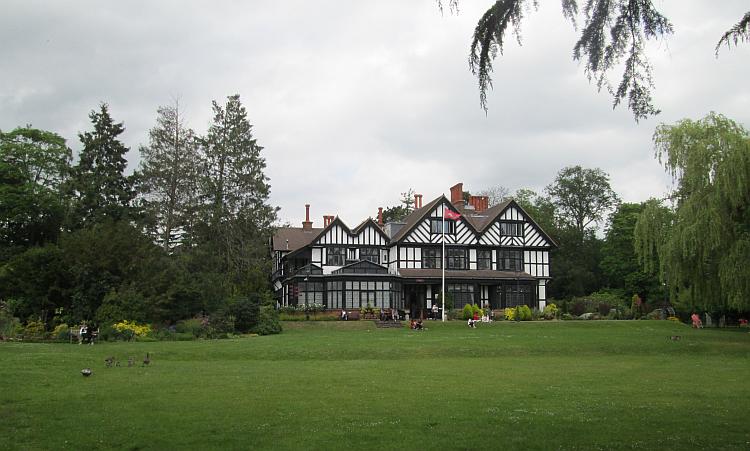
[477,203,554,248]
[314,218,388,246]
[401,200,477,245]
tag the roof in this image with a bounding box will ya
[389,195,447,242]
[462,199,513,231]
[272,227,323,252]
[398,269,537,280]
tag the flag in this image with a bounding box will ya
[444,209,461,220]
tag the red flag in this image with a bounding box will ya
[444,209,461,220]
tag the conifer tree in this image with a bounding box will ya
[69,104,134,227]
[138,102,200,251]
[199,94,277,291]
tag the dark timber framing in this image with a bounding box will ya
[271,184,557,316]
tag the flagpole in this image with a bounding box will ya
[442,204,446,322]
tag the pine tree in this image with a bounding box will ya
[199,94,277,291]
[69,104,134,227]
[138,102,200,251]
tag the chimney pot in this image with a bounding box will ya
[377,207,384,226]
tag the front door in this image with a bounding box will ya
[407,285,425,319]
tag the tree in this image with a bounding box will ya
[69,104,135,227]
[545,165,620,239]
[476,184,510,207]
[600,202,663,301]
[635,113,750,312]
[138,102,200,251]
[381,188,416,223]
[0,127,71,253]
[198,94,277,294]
[443,1,748,121]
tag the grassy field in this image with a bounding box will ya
[1,320,748,450]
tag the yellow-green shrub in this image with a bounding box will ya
[504,307,516,321]
[113,320,152,340]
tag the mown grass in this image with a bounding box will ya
[1,321,748,450]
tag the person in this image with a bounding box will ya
[341,310,348,321]
[79,323,87,345]
[379,308,385,321]
[391,308,398,321]
[410,319,416,330]
[432,303,438,320]
[691,313,702,329]
[416,319,423,330]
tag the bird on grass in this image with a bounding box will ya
[142,352,151,367]
[81,368,92,377]
[127,357,134,367]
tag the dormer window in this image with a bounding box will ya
[360,248,379,264]
[327,247,345,266]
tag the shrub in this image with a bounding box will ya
[447,309,461,320]
[570,300,587,316]
[531,308,542,321]
[561,313,574,320]
[176,318,204,337]
[542,303,559,320]
[518,305,532,321]
[113,320,152,341]
[504,307,516,321]
[462,304,474,320]
[254,305,282,335]
[472,304,482,317]
[0,310,22,340]
[52,323,70,341]
[597,302,611,316]
[230,296,261,333]
[23,319,46,340]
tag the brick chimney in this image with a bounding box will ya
[414,194,423,209]
[323,215,335,227]
[469,195,489,213]
[450,183,465,209]
[377,207,384,227]
[302,204,313,230]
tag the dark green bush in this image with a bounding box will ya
[518,305,533,321]
[176,318,204,337]
[254,306,281,335]
[23,319,46,340]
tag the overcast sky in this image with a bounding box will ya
[2,1,748,227]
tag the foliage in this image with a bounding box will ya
[381,188,416,223]
[600,203,664,302]
[0,127,71,252]
[68,103,135,226]
[635,113,750,312]
[472,303,482,318]
[0,307,22,339]
[254,305,282,335]
[504,307,516,321]
[52,323,70,341]
[175,318,204,338]
[475,185,510,207]
[229,295,261,333]
[458,0,673,120]
[23,319,46,340]
[546,165,620,238]
[112,320,152,340]
[716,11,750,54]
[462,303,474,320]
[137,102,200,251]
[542,303,559,320]
[517,305,532,321]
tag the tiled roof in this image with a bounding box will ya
[271,227,323,252]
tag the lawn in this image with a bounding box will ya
[1,320,748,450]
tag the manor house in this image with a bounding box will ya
[271,183,555,318]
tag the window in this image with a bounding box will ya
[477,249,492,270]
[360,248,379,264]
[498,249,523,271]
[448,284,475,310]
[343,280,394,309]
[500,222,523,237]
[327,247,345,266]
[327,281,343,309]
[348,249,357,262]
[422,247,441,269]
[446,247,467,270]
[297,281,324,306]
[430,219,455,234]
[502,284,531,308]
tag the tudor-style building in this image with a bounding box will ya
[271,183,556,317]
